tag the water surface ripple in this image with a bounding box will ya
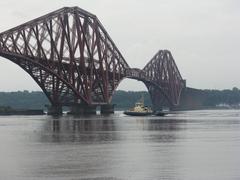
[0,110,239,180]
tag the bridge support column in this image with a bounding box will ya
[100,104,115,114]
[68,104,97,115]
[47,105,63,115]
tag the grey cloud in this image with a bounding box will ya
[0,0,239,91]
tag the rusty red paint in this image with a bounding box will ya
[0,7,185,109]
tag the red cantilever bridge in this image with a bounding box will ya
[0,7,186,115]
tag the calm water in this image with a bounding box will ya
[0,110,240,180]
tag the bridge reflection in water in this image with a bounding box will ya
[36,114,186,179]
[40,114,186,143]
[0,111,239,179]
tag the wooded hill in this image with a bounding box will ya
[0,88,239,110]
[0,90,151,110]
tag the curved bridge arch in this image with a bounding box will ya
[126,50,185,109]
[143,50,185,108]
[0,6,185,111]
[0,52,84,105]
[0,7,129,106]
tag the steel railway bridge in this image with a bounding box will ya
[0,7,186,115]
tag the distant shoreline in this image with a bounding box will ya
[0,89,239,111]
[0,106,44,115]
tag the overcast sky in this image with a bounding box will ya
[0,0,239,91]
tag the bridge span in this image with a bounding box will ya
[0,7,186,115]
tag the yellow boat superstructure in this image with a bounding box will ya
[124,96,153,116]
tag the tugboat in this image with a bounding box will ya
[124,96,153,116]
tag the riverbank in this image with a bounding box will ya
[0,106,44,115]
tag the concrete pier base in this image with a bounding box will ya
[68,104,97,115]
[100,104,115,114]
[47,105,63,115]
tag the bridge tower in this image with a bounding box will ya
[0,7,185,114]
[126,50,185,111]
[0,7,129,115]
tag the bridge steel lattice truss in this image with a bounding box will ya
[0,7,185,110]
